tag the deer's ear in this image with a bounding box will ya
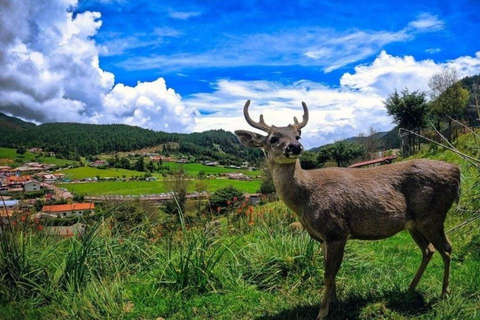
[235,130,266,148]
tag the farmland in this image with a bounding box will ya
[59,178,262,195]
[57,163,261,180]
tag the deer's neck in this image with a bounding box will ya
[268,159,309,212]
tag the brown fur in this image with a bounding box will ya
[235,100,460,320]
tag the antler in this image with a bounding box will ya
[292,102,309,129]
[243,100,271,132]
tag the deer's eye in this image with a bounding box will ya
[296,136,301,141]
[270,137,279,144]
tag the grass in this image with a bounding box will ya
[59,179,262,195]
[162,162,261,177]
[57,163,261,180]
[0,147,78,167]
[57,166,148,180]
[1,132,479,320]
[0,202,479,320]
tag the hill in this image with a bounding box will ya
[310,126,401,153]
[0,113,263,164]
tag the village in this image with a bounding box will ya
[0,152,262,237]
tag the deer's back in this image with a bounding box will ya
[304,159,460,241]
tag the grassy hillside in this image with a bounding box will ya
[0,147,78,167]
[0,200,478,319]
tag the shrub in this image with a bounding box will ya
[209,185,245,213]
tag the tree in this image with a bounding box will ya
[357,126,378,158]
[209,185,245,213]
[429,67,470,142]
[118,157,131,170]
[146,160,155,172]
[300,151,320,169]
[259,161,276,194]
[325,141,364,167]
[134,156,145,172]
[193,180,208,217]
[384,88,428,155]
[164,166,190,215]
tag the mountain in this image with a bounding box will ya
[309,126,401,153]
[0,113,263,164]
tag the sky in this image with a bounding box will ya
[0,0,479,148]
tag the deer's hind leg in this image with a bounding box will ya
[418,225,452,297]
[408,228,435,292]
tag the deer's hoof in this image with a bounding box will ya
[317,308,328,320]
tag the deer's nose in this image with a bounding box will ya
[286,143,303,155]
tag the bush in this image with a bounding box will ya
[209,185,245,213]
[103,199,159,235]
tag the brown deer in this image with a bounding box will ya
[235,100,460,320]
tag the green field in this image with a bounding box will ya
[0,147,78,167]
[57,163,260,180]
[57,166,149,180]
[162,162,261,177]
[59,178,262,195]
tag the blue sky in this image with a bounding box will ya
[1,0,479,147]
[80,0,479,93]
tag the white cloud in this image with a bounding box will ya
[426,47,442,54]
[101,78,195,131]
[98,27,181,57]
[187,79,392,148]
[189,50,480,148]
[119,13,445,73]
[340,50,480,97]
[168,10,201,20]
[408,13,444,32]
[0,0,196,133]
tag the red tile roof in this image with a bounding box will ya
[348,156,397,168]
[42,203,95,212]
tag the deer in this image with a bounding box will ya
[235,100,460,320]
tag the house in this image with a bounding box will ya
[23,180,41,192]
[54,173,66,180]
[90,160,107,167]
[28,148,43,153]
[42,174,57,183]
[0,210,14,225]
[205,161,218,166]
[150,156,174,163]
[41,203,95,218]
[1,200,20,210]
[348,155,397,169]
[145,176,157,181]
[245,193,263,205]
[7,175,31,188]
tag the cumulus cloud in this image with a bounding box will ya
[187,79,391,148]
[340,50,480,97]
[101,78,195,130]
[188,50,480,148]
[0,0,195,132]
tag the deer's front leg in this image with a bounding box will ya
[317,239,346,320]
